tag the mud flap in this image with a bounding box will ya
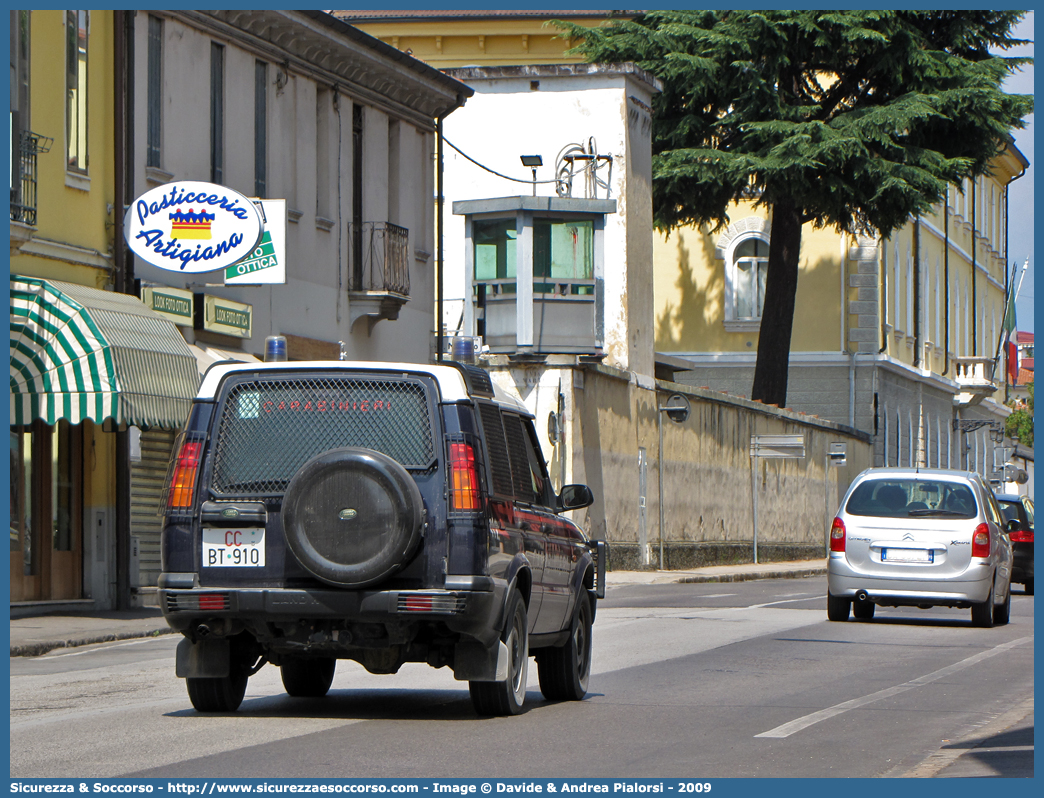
[452,639,509,682]
[175,636,230,679]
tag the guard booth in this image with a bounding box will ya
[454,196,616,356]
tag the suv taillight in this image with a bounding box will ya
[168,440,203,510]
[448,442,479,511]
[1009,528,1034,543]
[830,517,846,552]
[971,523,991,558]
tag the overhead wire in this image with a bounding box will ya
[443,137,562,185]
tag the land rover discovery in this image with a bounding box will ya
[159,360,605,716]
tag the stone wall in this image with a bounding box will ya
[491,361,875,570]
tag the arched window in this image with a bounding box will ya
[730,236,768,320]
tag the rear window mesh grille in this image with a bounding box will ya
[477,403,515,498]
[210,377,435,497]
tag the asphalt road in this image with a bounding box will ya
[9,576,1034,779]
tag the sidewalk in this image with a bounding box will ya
[8,559,827,657]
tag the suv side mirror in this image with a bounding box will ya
[558,484,594,512]
[1006,518,1021,534]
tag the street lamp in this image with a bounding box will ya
[520,155,542,196]
[657,394,690,570]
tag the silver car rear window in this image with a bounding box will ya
[845,479,977,519]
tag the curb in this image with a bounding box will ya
[896,695,1034,777]
[674,566,827,584]
[10,626,176,658]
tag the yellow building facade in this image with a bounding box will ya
[340,10,605,68]
[10,11,198,611]
[342,10,1026,474]
[9,10,117,606]
[10,9,115,285]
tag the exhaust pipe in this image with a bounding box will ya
[856,590,869,603]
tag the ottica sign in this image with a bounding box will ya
[124,181,263,274]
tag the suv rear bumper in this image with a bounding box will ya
[160,583,504,645]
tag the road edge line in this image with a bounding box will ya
[896,694,1034,778]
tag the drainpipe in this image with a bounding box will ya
[913,216,921,367]
[1000,156,1028,401]
[113,10,132,610]
[943,194,950,376]
[436,113,444,362]
[970,179,977,355]
[879,238,888,355]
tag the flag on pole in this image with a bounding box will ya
[1006,340,1019,383]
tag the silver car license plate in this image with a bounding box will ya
[882,547,933,564]
[202,528,266,567]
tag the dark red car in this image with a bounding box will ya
[996,493,1034,595]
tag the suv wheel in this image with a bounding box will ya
[538,589,593,701]
[826,592,850,622]
[470,590,529,716]
[1025,578,1034,596]
[186,673,248,713]
[281,656,337,697]
[971,581,996,628]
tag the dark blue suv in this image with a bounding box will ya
[160,360,604,716]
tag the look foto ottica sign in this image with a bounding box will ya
[124,181,263,274]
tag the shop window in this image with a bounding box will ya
[9,421,82,599]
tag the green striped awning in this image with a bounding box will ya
[10,275,200,428]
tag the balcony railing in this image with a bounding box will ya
[952,356,998,407]
[349,221,409,296]
[10,130,52,227]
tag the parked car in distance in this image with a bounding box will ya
[995,493,1034,595]
[159,359,605,716]
[827,468,1012,627]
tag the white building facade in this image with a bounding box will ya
[129,10,470,363]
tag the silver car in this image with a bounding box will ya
[827,468,1013,627]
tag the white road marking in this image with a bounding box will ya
[754,636,1032,738]
[728,596,819,610]
[36,637,167,659]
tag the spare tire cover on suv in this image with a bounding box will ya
[281,447,424,588]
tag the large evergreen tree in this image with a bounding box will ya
[558,11,1032,406]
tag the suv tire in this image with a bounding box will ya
[186,673,248,713]
[281,656,337,697]
[282,447,424,588]
[470,590,528,716]
[537,589,593,701]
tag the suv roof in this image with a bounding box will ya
[197,360,530,416]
